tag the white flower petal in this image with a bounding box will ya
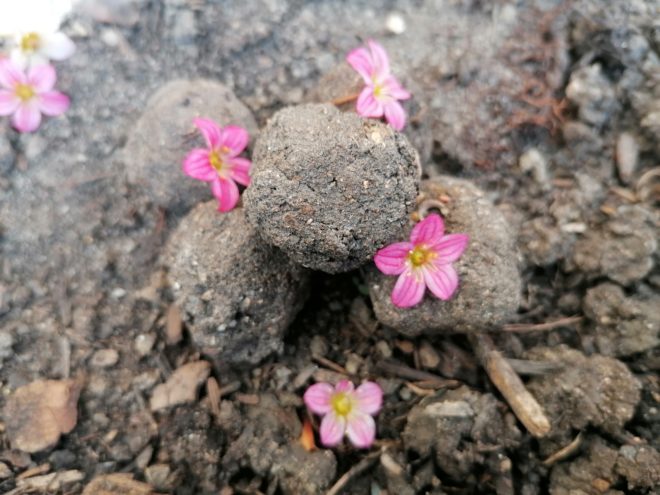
[42,32,75,61]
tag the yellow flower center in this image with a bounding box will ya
[209,150,223,172]
[408,245,435,267]
[373,84,383,98]
[15,84,35,102]
[20,33,41,53]
[331,392,353,417]
[209,147,232,176]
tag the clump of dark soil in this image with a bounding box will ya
[244,103,420,273]
[164,202,310,367]
[368,176,521,336]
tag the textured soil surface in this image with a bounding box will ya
[0,0,659,494]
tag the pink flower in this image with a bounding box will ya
[346,39,411,131]
[0,59,70,133]
[304,379,383,449]
[182,118,252,212]
[374,213,469,308]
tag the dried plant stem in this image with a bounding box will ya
[469,334,551,438]
[377,359,461,389]
[325,451,380,495]
[542,432,583,466]
[502,315,582,332]
[330,93,360,106]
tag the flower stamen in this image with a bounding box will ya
[15,83,35,102]
[20,33,41,53]
[331,392,353,416]
[209,150,224,173]
[408,245,435,267]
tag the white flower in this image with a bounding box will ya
[0,0,75,68]
[10,31,76,68]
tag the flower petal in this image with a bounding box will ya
[220,125,249,156]
[382,76,411,100]
[335,380,355,393]
[367,39,390,80]
[423,263,459,301]
[0,90,20,115]
[320,412,346,447]
[228,157,251,186]
[304,383,334,415]
[0,59,25,88]
[41,32,76,61]
[374,241,412,275]
[391,269,425,308]
[346,46,374,84]
[193,117,221,149]
[182,149,216,181]
[410,213,444,245]
[355,382,383,415]
[356,86,383,118]
[27,64,56,92]
[37,91,69,116]
[383,100,406,131]
[433,233,469,263]
[11,102,41,132]
[9,50,29,70]
[346,412,376,449]
[211,177,240,212]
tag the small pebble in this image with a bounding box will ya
[418,341,441,369]
[310,335,329,357]
[386,12,407,34]
[110,288,126,299]
[0,462,11,480]
[90,349,119,368]
[135,445,153,470]
[375,340,393,359]
[134,333,156,357]
[345,353,362,375]
[145,464,171,489]
[519,148,549,187]
[616,132,639,183]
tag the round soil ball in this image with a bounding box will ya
[367,176,521,336]
[243,103,420,273]
[307,63,433,165]
[125,79,258,214]
[164,202,309,367]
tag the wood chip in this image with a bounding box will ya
[206,377,222,419]
[82,473,153,495]
[4,379,81,453]
[165,304,183,345]
[10,470,84,493]
[149,361,211,411]
[16,462,50,480]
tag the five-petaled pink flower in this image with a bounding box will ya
[304,379,383,449]
[0,59,70,133]
[182,118,252,212]
[346,39,411,131]
[374,213,469,308]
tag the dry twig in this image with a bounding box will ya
[542,432,583,466]
[469,334,550,438]
[502,316,582,332]
[325,450,381,495]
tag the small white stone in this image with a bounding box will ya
[135,333,156,357]
[385,12,406,34]
[110,287,126,299]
